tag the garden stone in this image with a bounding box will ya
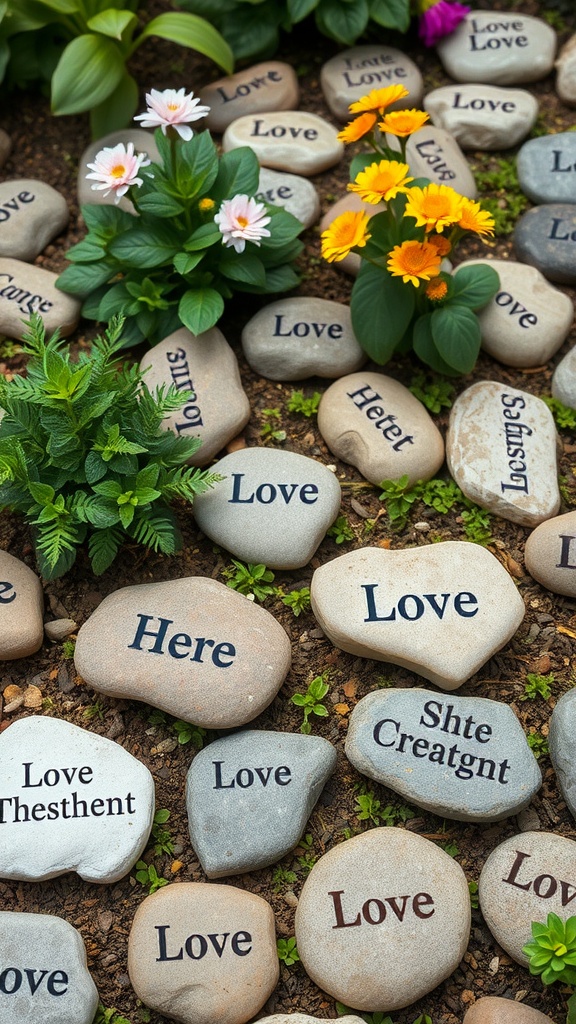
[294,828,470,1012]
[391,125,477,199]
[436,11,556,85]
[0,180,68,261]
[74,576,291,729]
[424,84,538,150]
[0,549,43,660]
[556,35,576,106]
[517,133,576,204]
[0,911,99,1024]
[525,511,576,598]
[446,381,560,527]
[128,882,278,1024]
[320,46,424,122]
[200,62,299,133]
[0,128,11,168]
[186,729,337,877]
[241,297,365,380]
[0,258,80,339]
[319,194,385,276]
[479,831,576,964]
[310,542,524,690]
[514,204,576,285]
[139,326,250,466]
[552,345,576,408]
[78,129,160,214]
[317,371,444,486]
[257,167,320,229]
[259,1017,365,1024]
[0,715,154,883]
[458,259,573,367]
[549,689,576,822]
[346,688,541,822]
[222,111,343,176]
[192,448,341,569]
[464,998,556,1024]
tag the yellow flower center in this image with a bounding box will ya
[237,215,249,228]
[423,195,453,218]
[199,198,215,212]
[167,103,180,111]
[111,164,127,179]
[425,277,448,301]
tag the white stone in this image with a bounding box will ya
[321,46,424,122]
[552,345,576,408]
[0,258,81,339]
[320,193,385,277]
[222,111,344,176]
[257,167,320,229]
[525,510,576,598]
[200,62,299,133]
[437,11,557,85]
[0,716,154,883]
[0,180,68,262]
[556,34,576,106]
[395,125,477,198]
[424,84,539,151]
[78,129,160,214]
[447,381,561,527]
[310,542,525,690]
[0,549,43,660]
[549,688,576,821]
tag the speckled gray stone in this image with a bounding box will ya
[0,180,68,261]
[436,11,556,85]
[549,689,576,821]
[525,510,576,598]
[556,35,576,106]
[320,46,423,121]
[552,345,576,408]
[514,204,576,285]
[0,259,80,339]
[257,167,320,229]
[186,729,337,877]
[424,84,538,150]
[0,549,44,660]
[464,997,556,1024]
[200,62,299,133]
[517,133,576,204]
[78,130,160,214]
[222,112,343,176]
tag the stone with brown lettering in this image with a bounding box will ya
[437,11,556,85]
[257,167,320,229]
[0,549,44,660]
[0,258,80,339]
[556,34,576,107]
[424,84,538,150]
[0,180,68,262]
[525,511,576,598]
[514,204,576,285]
[222,111,344,176]
[200,62,299,133]
[320,45,423,121]
[294,828,470,1011]
[78,130,160,215]
[549,689,576,822]
[128,882,278,1024]
[464,997,556,1024]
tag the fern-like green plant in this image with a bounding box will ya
[0,314,220,579]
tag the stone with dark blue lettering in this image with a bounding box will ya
[192,448,341,569]
[200,62,299,133]
[424,84,538,150]
[514,204,576,285]
[320,46,423,121]
[78,129,160,214]
[0,911,99,1024]
[0,180,68,262]
[517,134,576,204]
[0,259,80,339]
[257,167,320,229]
[0,549,44,660]
[552,346,576,409]
[0,716,154,883]
[222,111,343,176]
[447,381,560,527]
[346,689,541,822]
[525,512,576,600]
[436,11,556,85]
[186,729,337,877]
[310,542,525,691]
[549,689,576,820]
[398,126,477,198]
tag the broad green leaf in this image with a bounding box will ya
[51,34,124,116]
[211,147,260,202]
[184,223,222,252]
[451,263,500,310]
[86,9,137,39]
[173,251,204,275]
[65,238,107,262]
[136,13,234,74]
[138,194,185,217]
[260,206,303,248]
[109,229,179,268]
[351,264,414,364]
[56,258,117,295]
[176,130,219,199]
[220,252,266,287]
[179,288,224,335]
[288,0,318,21]
[81,202,134,238]
[413,314,458,375]
[28,481,55,505]
[219,6,279,61]
[369,0,411,32]
[431,304,481,374]
[316,0,369,44]
[89,69,139,137]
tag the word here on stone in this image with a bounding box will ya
[424,84,538,151]
[0,179,68,262]
[222,111,343,176]
[257,167,320,230]
[2,258,80,339]
[346,689,541,822]
[525,510,576,599]
[400,125,477,198]
[200,62,299,133]
[514,204,576,285]
[0,549,43,660]
[320,45,423,121]
[310,542,524,690]
[517,132,576,205]
[549,689,576,822]
[74,577,291,729]
[437,11,557,85]
[0,716,154,883]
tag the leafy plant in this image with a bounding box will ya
[286,389,322,417]
[379,475,421,527]
[290,672,330,734]
[543,396,576,431]
[271,864,297,890]
[442,840,460,858]
[468,880,479,909]
[62,639,76,659]
[281,587,311,617]
[354,783,415,827]
[461,506,493,546]
[472,155,529,236]
[260,407,286,444]
[409,371,455,413]
[150,809,175,857]
[93,1005,133,1024]
[327,514,355,544]
[223,559,276,601]
[277,937,300,966]
[133,860,169,894]
[523,913,576,1024]
[521,673,554,701]
[527,732,550,759]
[378,475,492,543]
[0,315,219,579]
[295,833,317,873]
[172,719,207,748]
[83,697,106,721]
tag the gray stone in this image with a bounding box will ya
[241,297,365,380]
[139,326,250,466]
[0,715,154,883]
[525,511,576,598]
[200,62,299,133]
[310,542,525,690]
[479,831,576,964]
[345,688,541,822]
[424,84,538,150]
[464,997,556,1024]
[556,34,576,107]
[549,689,576,820]
[392,125,477,198]
[317,371,445,486]
[192,448,341,569]
[186,729,337,877]
[0,258,81,339]
[0,550,43,660]
[320,46,424,122]
[74,576,291,729]
[514,204,576,285]
[294,828,470,1012]
[552,345,576,408]
[0,129,11,169]
[128,882,278,1024]
[0,911,99,1024]
[436,11,556,86]
[0,180,68,262]
[222,111,344,176]
[517,133,576,204]
[44,618,77,641]
[257,167,320,229]
[319,193,385,277]
[446,381,561,527]
[78,129,160,214]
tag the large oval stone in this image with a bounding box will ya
[525,511,576,598]
[0,258,80,338]
[424,84,538,150]
[222,111,343,176]
[320,46,423,121]
[294,828,470,1011]
[257,167,320,229]
[552,345,576,408]
[74,577,291,729]
[200,62,299,133]
[514,204,576,285]
[436,11,556,85]
[0,549,44,660]
[549,689,576,821]
[310,543,525,690]
[556,34,576,107]
[78,130,160,214]
[0,180,68,262]
[517,133,576,205]
[464,997,556,1024]
[346,688,541,821]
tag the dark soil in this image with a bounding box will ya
[1,1,576,1022]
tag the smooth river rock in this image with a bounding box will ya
[74,577,291,729]
[186,729,337,877]
[446,381,561,527]
[552,345,576,408]
[320,45,424,121]
[517,133,576,205]
[192,448,341,569]
[436,11,557,85]
[78,129,160,214]
[394,125,477,198]
[294,828,470,1011]
[346,688,541,822]
[525,511,576,598]
[549,689,576,821]
[259,1017,364,1024]
[514,204,576,285]
[0,716,154,883]
[128,882,278,1024]
[0,550,44,660]
[222,111,343,176]
[317,371,445,486]
[556,34,576,106]
[310,542,525,690]
[257,167,320,229]
[464,998,557,1024]
[200,62,299,132]
[424,84,538,150]
[0,180,68,261]
[0,258,80,338]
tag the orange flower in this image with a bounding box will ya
[425,276,449,301]
[404,183,465,233]
[337,112,377,144]
[458,197,496,236]
[378,108,429,137]
[349,84,410,115]
[321,210,371,263]
[387,240,442,286]
[348,159,413,204]
[427,233,452,256]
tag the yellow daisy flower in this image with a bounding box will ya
[347,159,414,204]
[425,277,449,301]
[458,197,496,236]
[387,240,442,287]
[321,210,371,263]
[349,84,410,115]
[378,108,430,138]
[404,183,465,233]
[427,233,452,256]
[337,112,377,144]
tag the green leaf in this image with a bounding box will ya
[369,0,411,32]
[29,482,55,505]
[179,288,224,335]
[288,0,318,20]
[136,12,234,74]
[51,34,125,116]
[351,264,414,364]
[184,223,222,252]
[316,0,369,44]
[176,129,219,198]
[431,305,481,374]
[451,263,500,310]
[109,229,180,268]
[138,194,185,217]
[56,259,118,295]
[220,252,266,287]
[86,9,138,40]
[88,526,123,575]
[89,70,139,137]
[211,147,260,202]
[173,252,204,275]
[413,314,459,376]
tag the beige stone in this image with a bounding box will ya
[0,550,44,660]
[201,62,299,132]
[424,84,538,150]
[0,180,69,261]
[390,125,477,198]
[437,11,557,86]
[525,510,576,597]
[0,258,80,339]
[556,35,576,106]
[222,111,343,176]
[464,997,555,1024]
[321,46,423,121]
[260,1018,365,1024]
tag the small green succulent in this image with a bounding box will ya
[523,913,576,987]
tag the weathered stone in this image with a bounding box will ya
[192,448,341,569]
[464,997,556,1024]
[200,62,299,133]
[319,193,385,276]
[78,130,160,214]
[446,381,561,527]
[0,549,43,660]
[0,129,12,169]
[424,84,538,150]
[44,618,77,642]
[222,111,344,176]
[0,258,80,338]
[552,345,576,408]
[74,577,291,729]
[556,34,576,106]
[294,828,470,1011]
[517,133,576,204]
[0,716,154,883]
[525,511,576,598]
[257,167,320,229]
[549,689,576,821]
[393,125,477,198]
[0,180,68,261]
[259,1018,364,1024]
[514,204,576,285]
[437,11,556,85]
[321,46,424,122]
[128,882,278,1024]
[310,542,525,690]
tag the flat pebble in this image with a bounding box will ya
[424,84,538,150]
[0,549,44,660]
[321,46,423,121]
[552,345,576,408]
[317,371,444,486]
[549,689,576,821]
[0,128,11,168]
[222,111,343,176]
[310,542,525,690]
[0,716,154,883]
[525,510,576,598]
[44,617,77,641]
[74,577,291,729]
[294,828,470,1011]
[192,448,341,569]
[0,258,80,339]
[186,729,337,876]
[257,167,320,229]
[319,193,385,276]
[517,133,576,204]
[0,180,68,261]
[78,130,160,214]
[447,381,560,527]
[259,1018,364,1024]
[464,997,556,1024]
[200,62,299,132]
[396,125,477,198]
[128,882,278,1024]
[514,203,576,285]
[556,34,576,106]
[436,11,556,85]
